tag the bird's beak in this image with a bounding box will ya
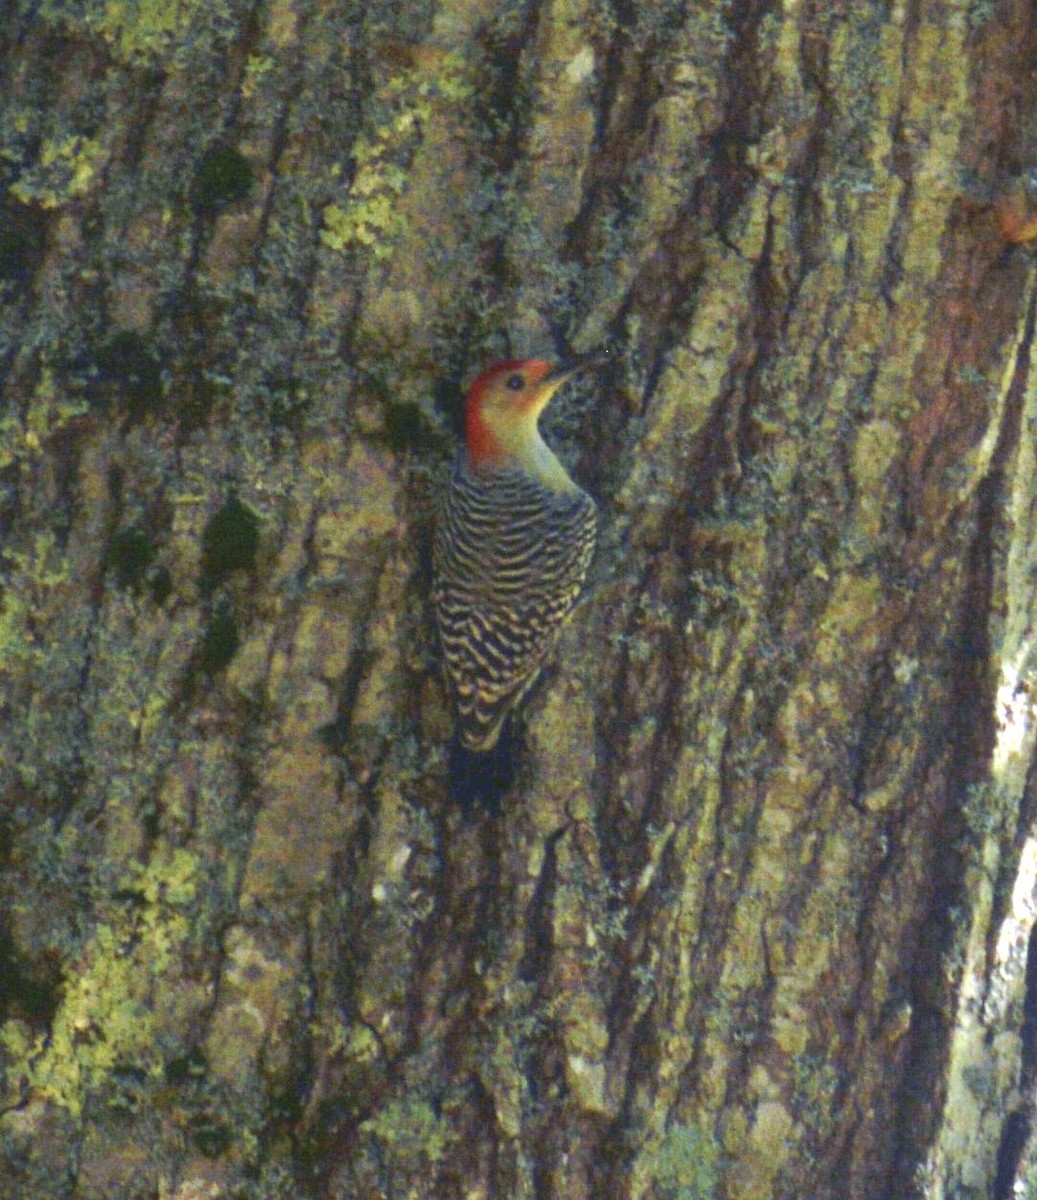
[531,352,606,415]
[543,351,607,388]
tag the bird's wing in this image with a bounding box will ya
[437,592,576,752]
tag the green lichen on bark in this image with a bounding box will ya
[22,0,231,62]
[321,52,472,262]
[1,848,200,1117]
[0,0,1034,1196]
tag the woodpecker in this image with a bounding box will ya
[433,356,599,753]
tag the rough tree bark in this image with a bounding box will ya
[1,1,1036,1198]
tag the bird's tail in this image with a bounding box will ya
[448,726,517,815]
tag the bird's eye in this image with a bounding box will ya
[506,373,524,391]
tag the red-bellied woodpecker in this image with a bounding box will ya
[433,356,599,753]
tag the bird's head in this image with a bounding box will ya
[464,356,595,470]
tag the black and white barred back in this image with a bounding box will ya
[433,455,598,753]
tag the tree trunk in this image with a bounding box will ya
[1,2,1036,1197]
